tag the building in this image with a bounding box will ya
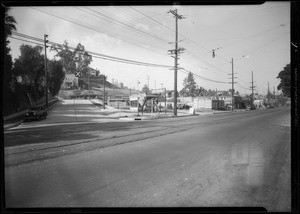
[61,74,78,89]
[107,96,130,109]
[129,93,147,111]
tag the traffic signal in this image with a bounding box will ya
[44,34,49,48]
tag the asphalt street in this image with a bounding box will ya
[4,99,291,211]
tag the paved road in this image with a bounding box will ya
[4,100,291,211]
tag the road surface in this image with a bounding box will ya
[4,100,291,211]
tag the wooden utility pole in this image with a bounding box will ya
[267,81,270,106]
[88,68,90,100]
[250,71,256,110]
[103,75,106,110]
[168,9,185,116]
[228,58,237,111]
[44,34,49,106]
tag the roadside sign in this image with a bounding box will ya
[75,70,81,77]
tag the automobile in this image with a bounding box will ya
[177,104,190,110]
[226,105,232,111]
[24,106,47,122]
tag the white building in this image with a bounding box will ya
[61,74,78,89]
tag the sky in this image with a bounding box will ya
[7,2,291,95]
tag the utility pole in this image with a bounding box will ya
[112,78,115,99]
[228,58,237,111]
[168,9,185,116]
[137,81,140,116]
[88,68,90,100]
[250,71,256,110]
[44,34,49,106]
[267,81,270,106]
[103,75,106,110]
[147,75,150,90]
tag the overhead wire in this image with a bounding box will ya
[235,31,290,61]
[192,3,289,18]
[215,23,288,51]
[82,7,170,44]
[15,5,289,91]
[29,6,167,56]
[9,36,44,46]
[11,31,229,85]
[11,32,173,68]
[127,6,287,92]
[103,6,174,44]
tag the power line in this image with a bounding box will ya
[84,7,170,44]
[236,31,290,61]
[9,36,44,46]
[128,6,175,34]
[216,23,288,50]
[180,69,227,84]
[11,32,173,69]
[29,6,167,56]
[11,31,235,87]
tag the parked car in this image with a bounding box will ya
[177,104,190,110]
[24,106,47,122]
[226,105,232,111]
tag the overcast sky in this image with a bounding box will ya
[8,2,290,95]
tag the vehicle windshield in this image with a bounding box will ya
[30,107,41,110]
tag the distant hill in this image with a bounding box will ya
[59,75,139,99]
[79,75,119,89]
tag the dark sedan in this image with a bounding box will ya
[24,106,47,122]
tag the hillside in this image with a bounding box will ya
[79,76,119,89]
[59,76,139,99]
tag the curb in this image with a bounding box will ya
[3,99,60,130]
[118,113,198,121]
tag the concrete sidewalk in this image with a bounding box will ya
[3,99,60,130]
[3,99,242,130]
[90,99,236,120]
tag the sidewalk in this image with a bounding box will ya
[90,99,237,120]
[3,99,59,130]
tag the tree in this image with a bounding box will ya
[95,69,100,77]
[142,84,150,94]
[3,7,17,113]
[277,63,290,97]
[180,72,197,97]
[50,41,92,76]
[13,44,46,101]
[13,45,45,86]
[48,60,65,96]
